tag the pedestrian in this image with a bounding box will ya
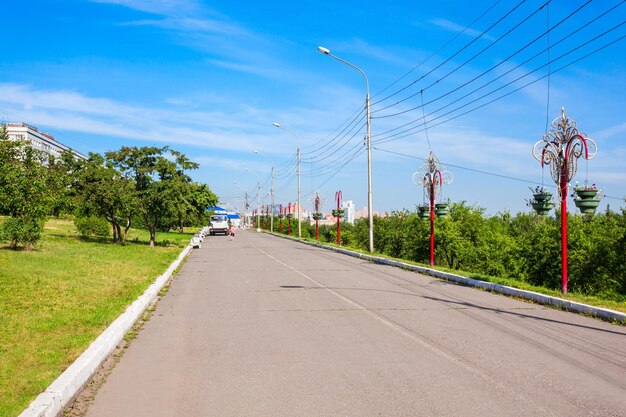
[229,223,236,241]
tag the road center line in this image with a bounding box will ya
[253,243,554,416]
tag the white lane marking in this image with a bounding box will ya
[254,244,554,417]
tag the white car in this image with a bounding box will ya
[209,214,229,236]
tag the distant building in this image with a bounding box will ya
[342,200,356,224]
[4,122,87,161]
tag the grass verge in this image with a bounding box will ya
[0,218,193,417]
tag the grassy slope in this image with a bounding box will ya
[0,218,193,417]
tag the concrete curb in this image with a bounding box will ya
[269,232,626,324]
[19,244,193,417]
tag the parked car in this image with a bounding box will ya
[208,214,229,235]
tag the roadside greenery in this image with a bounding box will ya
[0,124,218,249]
[264,202,626,304]
[0,218,194,417]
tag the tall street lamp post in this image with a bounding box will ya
[412,151,453,267]
[273,122,301,238]
[244,168,261,232]
[254,150,274,232]
[533,108,597,295]
[318,46,373,253]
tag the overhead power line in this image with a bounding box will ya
[373,0,504,100]
[373,0,552,115]
[372,24,626,144]
[372,0,530,107]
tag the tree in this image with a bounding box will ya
[0,124,50,249]
[46,150,82,217]
[74,153,138,243]
[106,146,200,247]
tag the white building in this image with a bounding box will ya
[4,122,87,161]
[342,200,356,224]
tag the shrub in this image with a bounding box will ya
[1,217,43,250]
[74,215,110,237]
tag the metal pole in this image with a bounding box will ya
[271,166,274,232]
[429,181,435,267]
[297,146,301,238]
[366,91,373,253]
[257,180,261,231]
[272,123,300,238]
[315,219,319,240]
[287,202,291,236]
[560,160,568,294]
[337,192,341,246]
[318,47,373,252]
[533,109,597,295]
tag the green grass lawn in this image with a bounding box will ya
[0,218,193,417]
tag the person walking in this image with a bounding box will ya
[229,223,236,241]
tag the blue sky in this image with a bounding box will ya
[1,0,625,215]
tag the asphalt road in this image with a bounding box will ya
[85,230,626,417]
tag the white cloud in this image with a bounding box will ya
[91,0,200,16]
[427,18,495,42]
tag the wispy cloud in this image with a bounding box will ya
[428,18,495,42]
[0,83,371,161]
[94,0,292,80]
[0,83,268,152]
[91,0,200,16]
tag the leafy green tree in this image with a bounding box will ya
[0,124,49,249]
[170,182,218,232]
[106,146,200,247]
[46,150,82,217]
[74,153,138,243]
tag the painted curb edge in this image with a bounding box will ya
[19,244,193,417]
[268,232,625,324]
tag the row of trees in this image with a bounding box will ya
[0,125,218,249]
[257,203,626,298]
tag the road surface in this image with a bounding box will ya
[85,230,626,417]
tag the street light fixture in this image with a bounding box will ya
[318,45,374,253]
[253,150,275,232]
[273,122,301,238]
[532,108,597,294]
[244,168,261,232]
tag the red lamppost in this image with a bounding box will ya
[311,192,324,240]
[287,202,292,236]
[279,204,283,233]
[533,108,597,295]
[412,151,453,267]
[332,191,344,246]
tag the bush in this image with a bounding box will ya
[1,217,43,250]
[74,215,110,237]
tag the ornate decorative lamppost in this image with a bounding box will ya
[310,191,324,241]
[332,191,345,246]
[278,204,284,233]
[287,202,293,236]
[532,108,597,295]
[412,151,453,267]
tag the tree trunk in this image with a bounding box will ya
[115,223,122,243]
[122,217,131,243]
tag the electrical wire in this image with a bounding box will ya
[372,0,605,121]
[371,0,529,107]
[372,0,621,135]
[373,0,552,115]
[372,24,626,144]
[372,0,504,100]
